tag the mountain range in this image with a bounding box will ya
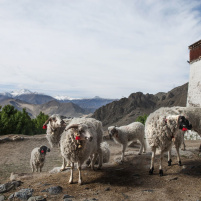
[0,83,188,122]
[0,89,116,118]
[92,83,188,129]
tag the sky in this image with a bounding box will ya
[0,0,201,99]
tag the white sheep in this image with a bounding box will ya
[145,106,198,176]
[60,123,99,185]
[44,114,68,148]
[30,145,50,172]
[44,115,103,171]
[108,122,146,162]
[86,141,110,166]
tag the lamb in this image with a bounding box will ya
[145,106,200,176]
[30,145,50,172]
[44,115,103,170]
[86,141,110,165]
[108,122,146,162]
[60,123,99,185]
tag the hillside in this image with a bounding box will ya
[92,83,188,128]
[0,99,88,118]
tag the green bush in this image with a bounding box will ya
[135,114,148,125]
[0,105,49,135]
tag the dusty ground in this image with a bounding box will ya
[0,134,201,201]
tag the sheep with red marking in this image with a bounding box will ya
[145,107,198,176]
[60,122,100,185]
[30,145,50,172]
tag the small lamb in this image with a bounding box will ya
[30,145,50,172]
[108,122,146,162]
[86,141,110,166]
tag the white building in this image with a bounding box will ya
[187,39,201,107]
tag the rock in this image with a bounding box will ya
[142,189,154,193]
[0,195,5,201]
[169,177,178,181]
[44,186,62,195]
[104,187,110,191]
[28,196,46,201]
[8,188,33,201]
[0,181,22,193]
[63,194,74,201]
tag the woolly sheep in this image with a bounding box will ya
[60,123,99,185]
[86,141,110,165]
[145,106,199,176]
[108,122,146,162]
[30,145,50,172]
[44,115,103,170]
[44,114,68,148]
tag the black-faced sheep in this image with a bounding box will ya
[30,145,50,172]
[145,107,197,176]
[108,122,146,162]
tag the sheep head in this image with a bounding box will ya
[43,114,66,131]
[178,116,192,131]
[39,145,50,154]
[108,126,118,138]
[66,124,93,141]
[165,115,192,133]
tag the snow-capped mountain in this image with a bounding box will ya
[0,89,117,112]
[54,95,81,101]
[10,89,38,97]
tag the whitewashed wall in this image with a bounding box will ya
[187,59,201,107]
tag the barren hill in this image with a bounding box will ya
[92,83,188,128]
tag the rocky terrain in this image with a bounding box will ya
[0,134,201,201]
[92,83,188,129]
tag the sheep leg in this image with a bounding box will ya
[159,151,164,176]
[60,157,67,171]
[97,148,103,169]
[181,135,186,151]
[31,163,34,172]
[121,144,127,162]
[149,147,156,175]
[91,153,97,170]
[77,162,82,185]
[175,146,182,166]
[69,162,74,184]
[138,139,144,155]
[168,149,172,166]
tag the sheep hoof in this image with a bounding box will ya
[69,180,73,184]
[159,169,163,176]
[138,153,142,155]
[168,159,172,166]
[178,161,182,166]
[149,167,154,175]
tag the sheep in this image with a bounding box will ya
[30,145,50,172]
[108,122,146,162]
[44,114,68,148]
[60,123,99,185]
[86,141,110,165]
[44,115,103,171]
[145,106,199,176]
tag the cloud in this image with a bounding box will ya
[0,0,201,98]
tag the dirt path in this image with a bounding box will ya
[0,135,201,201]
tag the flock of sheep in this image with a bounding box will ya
[30,106,201,185]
